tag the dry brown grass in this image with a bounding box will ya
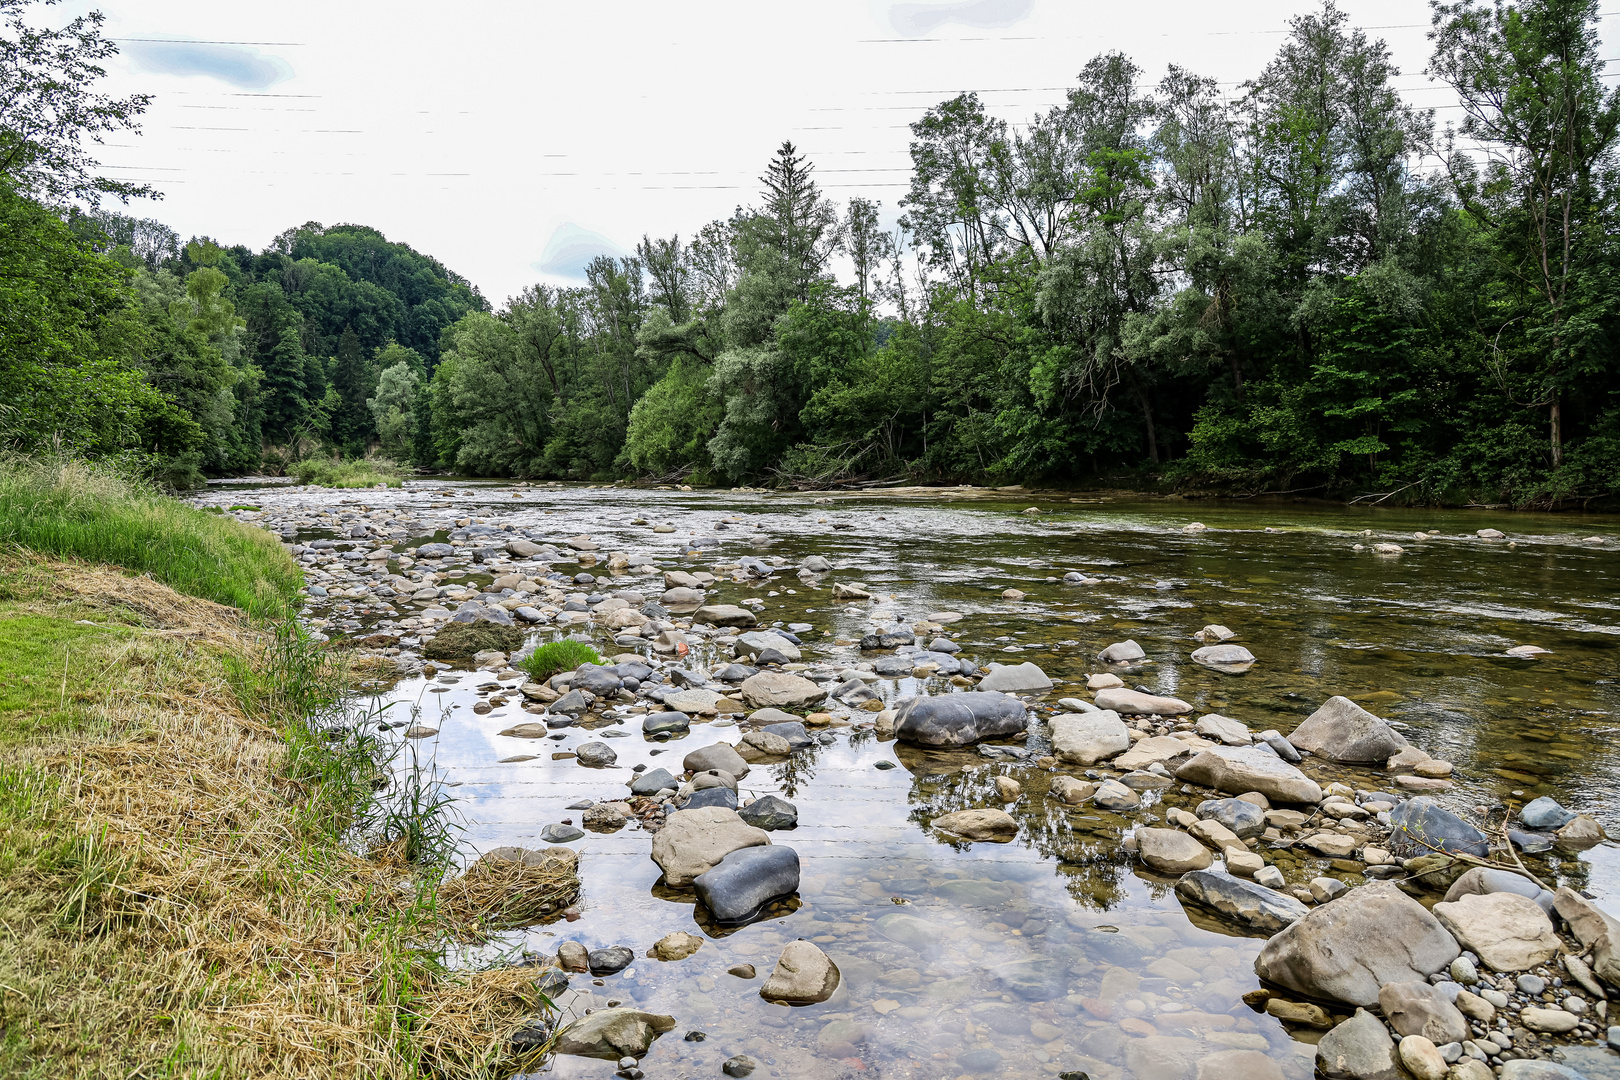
[0,552,565,1079]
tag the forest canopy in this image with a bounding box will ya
[4,0,1618,507]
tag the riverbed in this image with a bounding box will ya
[202,479,1620,1080]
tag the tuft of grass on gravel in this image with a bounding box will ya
[517,639,602,681]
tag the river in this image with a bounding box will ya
[202,479,1620,1080]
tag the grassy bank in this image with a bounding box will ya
[0,456,302,619]
[290,456,405,489]
[0,459,559,1078]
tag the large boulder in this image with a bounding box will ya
[760,940,840,1004]
[1177,746,1323,805]
[682,741,750,779]
[649,807,770,886]
[1287,696,1408,763]
[739,671,826,710]
[1317,1009,1402,1080]
[1095,688,1193,715]
[1378,981,1469,1043]
[1050,710,1129,764]
[1433,892,1560,971]
[553,1007,676,1059]
[1552,887,1620,986]
[693,845,801,922]
[893,692,1027,748]
[1137,828,1213,874]
[977,662,1053,693]
[1253,882,1461,1007]
[1175,869,1309,934]
[1387,797,1488,859]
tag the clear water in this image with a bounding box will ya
[208,480,1620,1079]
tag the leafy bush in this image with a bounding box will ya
[288,457,403,488]
[517,639,602,681]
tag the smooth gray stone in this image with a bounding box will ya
[1259,729,1303,762]
[630,767,678,795]
[1098,639,1146,662]
[1175,868,1310,933]
[1317,1008,1402,1080]
[451,600,515,625]
[1508,829,1555,853]
[692,845,800,922]
[575,741,617,766]
[679,786,738,811]
[1519,796,1577,831]
[643,711,691,735]
[1196,797,1267,838]
[1388,797,1488,859]
[760,721,812,750]
[893,692,1028,748]
[588,945,634,975]
[1443,866,1557,914]
[551,689,590,714]
[541,823,584,843]
[738,794,798,830]
[570,664,623,695]
[872,654,916,677]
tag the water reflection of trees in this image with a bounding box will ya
[891,745,1132,911]
[766,742,822,798]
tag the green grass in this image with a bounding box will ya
[0,615,118,742]
[516,638,602,681]
[289,457,404,488]
[0,455,301,620]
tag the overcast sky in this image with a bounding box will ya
[73,0,1618,305]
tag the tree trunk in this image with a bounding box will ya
[1551,394,1563,466]
[1131,376,1160,465]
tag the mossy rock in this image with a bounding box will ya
[423,621,524,659]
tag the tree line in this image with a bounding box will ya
[4,0,1618,505]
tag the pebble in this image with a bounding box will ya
[1517,974,1547,995]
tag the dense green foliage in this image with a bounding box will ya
[517,640,603,681]
[0,456,302,619]
[6,0,1619,506]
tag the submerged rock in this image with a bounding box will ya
[1175,869,1309,934]
[1387,797,1488,859]
[931,808,1018,842]
[554,1007,676,1059]
[893,692,1027,748]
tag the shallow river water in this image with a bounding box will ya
[205,480,1620,1080]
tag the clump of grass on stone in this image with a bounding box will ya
[422,622,524,660]
[518,639,602,681]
